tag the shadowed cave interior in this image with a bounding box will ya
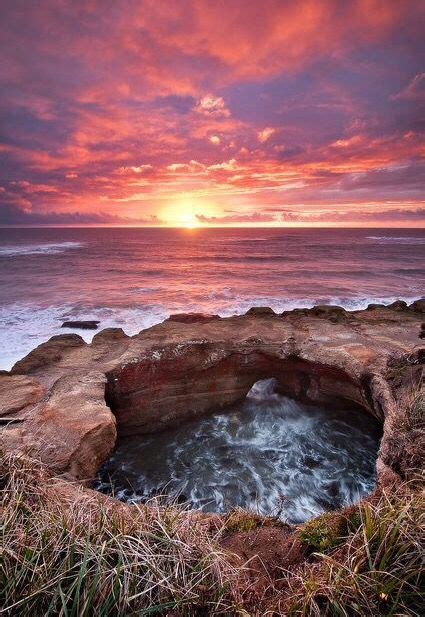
[97,355,383,523]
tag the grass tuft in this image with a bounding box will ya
[287,490,424,616]
[299,512,347,552]
[401,383,424,433]
[224,510,263,534]
[0,451,243,616]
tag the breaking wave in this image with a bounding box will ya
[0,242,84,257]
[0,303,168,371]
[367,236,425,244]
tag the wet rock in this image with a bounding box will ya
[167,313,220,324]
[386,300,408,311]
[310,305,348,322]
[367,303,386,310]
[245,306,276,316]
[61,320,100,329]
[281,308,309,317]
[410,298,425,313]
[303,456,320,469]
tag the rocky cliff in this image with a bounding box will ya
[1,301,423,487]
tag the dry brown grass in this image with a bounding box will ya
[0,452,245,616]
[401,379,425,433]
[283,488,424,616]
[2,382,424,615]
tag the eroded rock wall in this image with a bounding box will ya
[1,301,423,483]
[106,346,372,435]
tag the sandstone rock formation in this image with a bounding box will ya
[1,301,423,488]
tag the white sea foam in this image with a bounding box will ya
[0,303,168,370]
[216,294,421,316]
[367,236,425,244]
[1,294,421,371]
[0,242,84,256]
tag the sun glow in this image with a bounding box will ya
[159,197,217,228]
[178,212,198,229]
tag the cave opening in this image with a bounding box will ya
[98,353,383,522]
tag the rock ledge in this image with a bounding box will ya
[1,300,423,488]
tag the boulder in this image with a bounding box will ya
[310,305,348,322]
[386,300,408,311]
[245,307,276,316]
[410,299,425,313]
[92,328,128,344]
[11,334,86,375]
[167,313,220,324]
[61,320,100,329]
[22,372,116,481]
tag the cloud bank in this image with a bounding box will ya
[0,0,424,226]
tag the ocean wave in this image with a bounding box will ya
[0,303,167,371]
[204,237,269,243]
[215,295,422,317]
[367,236,425,244]
[0,242,84,256]
[129,286,164,295]
[0,294,422,371]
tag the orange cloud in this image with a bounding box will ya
[0,0,424,226]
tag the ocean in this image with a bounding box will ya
[0,227,424,370]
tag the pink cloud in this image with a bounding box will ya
[258,128,275,143]
[0,0,424,226]
[195,94,230,117]
[391,73,425,101]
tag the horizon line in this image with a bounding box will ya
[1,224,424,230]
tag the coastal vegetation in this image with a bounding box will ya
[2,444,423,615]
[1,305,423,614]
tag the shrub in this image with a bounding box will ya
[287,490,424,616]
[299,512,347,552]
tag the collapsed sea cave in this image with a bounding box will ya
[5,303,422,526]
[96,351,383,523]
[1,304,422,615]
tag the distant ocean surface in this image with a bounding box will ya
[0,227,424,370]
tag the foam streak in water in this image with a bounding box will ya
[0,242,84,256]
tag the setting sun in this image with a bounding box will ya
[159,197,218,227]
[178,212,198,228]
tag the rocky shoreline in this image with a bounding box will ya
[1,299,423,591]
[1,299,423,487]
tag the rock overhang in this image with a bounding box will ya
[0,300,423,495]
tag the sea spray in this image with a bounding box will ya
[96,379,382,523]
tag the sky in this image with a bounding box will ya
[0,0,424,227]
